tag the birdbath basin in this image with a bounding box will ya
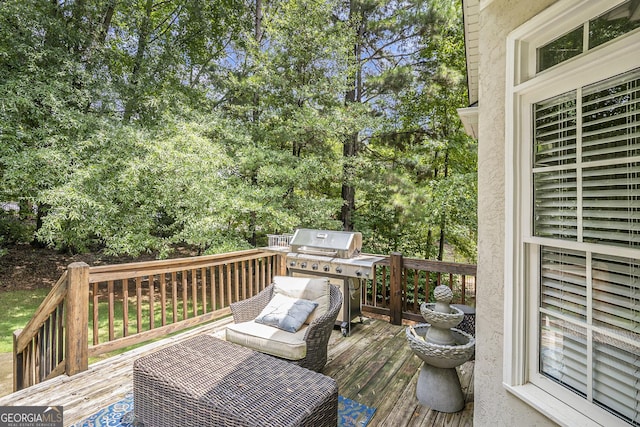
[406,324,475,369]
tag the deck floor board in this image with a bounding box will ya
[0,316,474,426]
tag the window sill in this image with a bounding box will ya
[503,383,603,427]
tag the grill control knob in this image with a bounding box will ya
[289,261,296,267]
[356,270,362,277]
[300,262,307,268]
[312,263,318,270]
[335,266,342,274]
[323,265,330,272]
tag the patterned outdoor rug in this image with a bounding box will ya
[71,392,376,427]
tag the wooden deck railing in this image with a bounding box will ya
[364,253,477,324]
[13,249,285,392]
[12,248,476,392]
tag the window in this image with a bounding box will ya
[533,68,640,426]
[537,0,640,73]
[537,27,583,72]
[506,1,640,426]
[533,71,640,248]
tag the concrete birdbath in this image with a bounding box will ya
[406,285,475,413]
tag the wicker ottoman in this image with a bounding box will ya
[133,335,338,427]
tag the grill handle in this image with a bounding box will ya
[294,247,337,257]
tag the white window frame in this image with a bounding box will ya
[504,1,640,426]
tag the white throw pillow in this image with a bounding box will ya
[254,293,319,333]
[272,276,330,324]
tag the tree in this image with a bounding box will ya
[219,0,368,243]
[0,0,247,252]
[0,0,477,261]
[352,0,477,260]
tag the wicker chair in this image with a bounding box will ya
[228,282,342,372]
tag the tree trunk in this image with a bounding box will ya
[437,150,450,261]
[425,228,433,259]
[341,132,357,231]
[437,225,445,261]
[31,204,49,248]
[341,0,363,232]
[123,0,153,122]
[97,1,116,47]
[249,0,263,246]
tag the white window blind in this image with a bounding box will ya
[582,72,640,248]
[534,67,640,426]
[533,69,640,248]
[533,92,578,240]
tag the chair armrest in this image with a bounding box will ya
[304,284,342,343]
[230,284,274,323]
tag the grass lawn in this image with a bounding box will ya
[0,287,221,363]
[0,288,51,353]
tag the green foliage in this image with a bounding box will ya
[354,0,477,260]
[0,0,477,262]
[0,211,34,245]
[35,114,248,257]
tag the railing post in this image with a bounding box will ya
[278,253,287,276]
[390,252,403,325]
[13,329,23,391]
[65,262,90,376]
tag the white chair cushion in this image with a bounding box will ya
[225,321,307,360]
[272,276,330,324]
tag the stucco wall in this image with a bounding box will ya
[474,1,558,425]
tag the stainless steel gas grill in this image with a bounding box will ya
[285,229,384,336]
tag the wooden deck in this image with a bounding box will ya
[0,315,473,427]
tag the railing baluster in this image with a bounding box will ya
[241,260,248,301]
[425,271,431,305]
[382,266,388,308]
[210,267,216,311]
[266,257,272,286]
[108,280,114,341]
[136,277,142,333]
[218,265,225,308]
[249,260,255,297]
[148,275,155,330]
[461,274,466,305]
[181,271,188,320]
[171,272,178,323]
[25,341,31,388]
[50,311,57,372]
[234,262,240,304]
[123,279,129,337]
[57,303,64,366]
[188,269,195,317]
[92,282,99,345]
[370,266,377,307]
[402,268,408,312]
[13,330,22,391]
[160,273,167,326]
[39,323,46,381]
[201,267,207,314]
[225,263,232,305]
[413,271,419,312]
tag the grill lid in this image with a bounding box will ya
[289,229,362,258]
